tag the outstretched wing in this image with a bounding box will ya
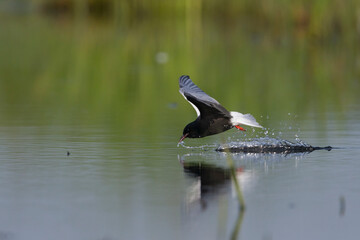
[179,75,230,119]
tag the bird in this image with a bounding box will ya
[178,75,263,143]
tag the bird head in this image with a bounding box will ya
[179,122,200,143]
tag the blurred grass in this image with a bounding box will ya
[28,0,360,38]
[0,1,359,135]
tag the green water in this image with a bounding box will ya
[0,11,360,240]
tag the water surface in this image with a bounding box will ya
[0,105,359,240]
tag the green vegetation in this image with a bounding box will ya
[0,1,359,135]
[28,0,360,38]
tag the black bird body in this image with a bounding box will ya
[179,75,262,142]
[184,117,232,138]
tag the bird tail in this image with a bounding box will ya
[230,111,263,128]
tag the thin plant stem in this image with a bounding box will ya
[226,153,246,211]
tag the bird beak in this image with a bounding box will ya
[178,133,189,143]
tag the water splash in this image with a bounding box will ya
[216,137,331,153]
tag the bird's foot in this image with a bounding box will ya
[235,125,246,131]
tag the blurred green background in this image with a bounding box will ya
[1,0,359,136]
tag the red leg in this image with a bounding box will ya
[235,125,246,131]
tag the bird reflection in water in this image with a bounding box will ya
[179,153,255,239]
[179,154,257,209]
[178,151,309,239]
[183,161,231,210]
